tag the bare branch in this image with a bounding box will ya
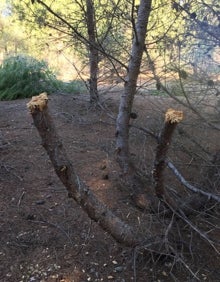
[176,209,219,254]
[166,161,220,203]
[144,48,220,131]
[36,0,128,70]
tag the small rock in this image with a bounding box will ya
[26,214,35,220]
[89,268,95,273]
[50,274,59,278]
[162,271,168,276]
[35,200,45,205]
[114,266,124,273]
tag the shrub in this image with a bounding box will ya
[55,79,86,95]
[0,55,85,100]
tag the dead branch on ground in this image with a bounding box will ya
[166,161,220,203]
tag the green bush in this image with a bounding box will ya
[55,79,86,95]
[0,55,85,100]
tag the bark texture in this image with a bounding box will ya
[153,109,183,203]
[86,0,99,103]
[27,94,140,246]
[116,0,152,174]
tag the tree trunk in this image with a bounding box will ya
[86,0,99,104]
[116,0,152,174]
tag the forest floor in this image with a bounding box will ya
[0,90,220,282]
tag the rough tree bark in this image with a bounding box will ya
[116,0,152,175]
[86,0,99,104]
[26,93,137,246]
[152,109,183,205]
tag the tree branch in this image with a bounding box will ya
[144,47,220,131]
[36,0,128,70]
[152,109,183,203]
[166,161,220,203]
[27,93,139,246]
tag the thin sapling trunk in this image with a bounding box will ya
[86,0,99,104]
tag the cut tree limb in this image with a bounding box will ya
[27,93,139,247]
[152,109,183,204]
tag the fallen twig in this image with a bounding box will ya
[166,161,220,203]
[17,191,25,208]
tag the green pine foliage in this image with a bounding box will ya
[0,55,84,100]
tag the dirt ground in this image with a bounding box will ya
[0,91,220,282]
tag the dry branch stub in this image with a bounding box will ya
[27,92,48,113]
[165,108,183,124]
[153,108,183,203]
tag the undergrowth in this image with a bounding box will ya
[0,55,85,100]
